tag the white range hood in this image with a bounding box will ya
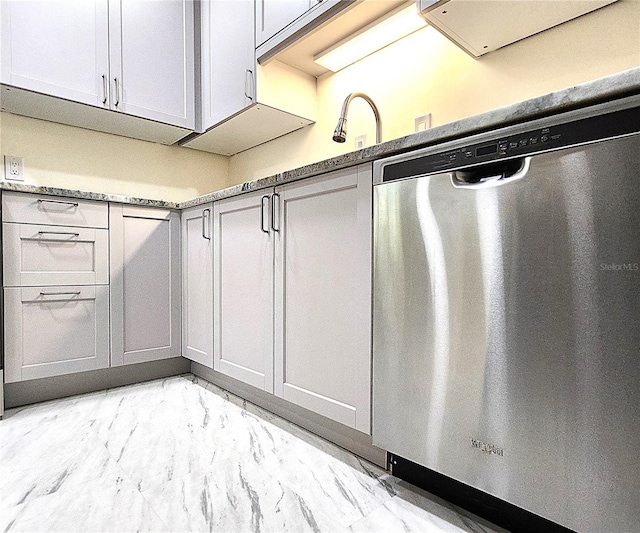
[419,0,618,57]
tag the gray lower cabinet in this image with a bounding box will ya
[109,204,181,366]
[274,165,372,434]
[213,190,275,392]
[213,164,373,433]
[181,204,214,368]
[4,285,110,382]
[2,192,110,383]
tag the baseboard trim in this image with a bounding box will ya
[4,357,191,409]
[191,362,387,468]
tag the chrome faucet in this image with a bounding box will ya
[332,92,382,145]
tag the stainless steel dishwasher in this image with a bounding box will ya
[373,96,640,533]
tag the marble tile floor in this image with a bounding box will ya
[0,375,507,533]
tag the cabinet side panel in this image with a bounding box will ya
[109,203,125,366]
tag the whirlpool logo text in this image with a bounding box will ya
[471,439,504,457]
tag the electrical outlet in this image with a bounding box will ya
[414,113,432,132]
[4,155,24,181]
[355,134,367,150]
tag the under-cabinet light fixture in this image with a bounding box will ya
[314,3,427,73]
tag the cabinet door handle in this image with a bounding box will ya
[39,291,81,297]
[113,77,120,107]
[271,192,280,232]
[37,199,78,208]
[260,195,270,234]
[37,231,80,237]
[202,208,211,240]
[244,69,254,101]
[102,74,108,104]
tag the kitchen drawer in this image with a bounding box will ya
[2,192,109,228]
[3,223,109,286]
[4,285,110,383]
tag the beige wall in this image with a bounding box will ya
[230,0,640,183]
[0,112,229,202]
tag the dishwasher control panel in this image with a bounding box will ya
[382,105,639,183]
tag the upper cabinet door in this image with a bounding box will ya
[200,0,255,131]
[108,0,195,129]
[0,0,110,107]
[256,0,311,47]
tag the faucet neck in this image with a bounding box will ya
[337,92,382,144]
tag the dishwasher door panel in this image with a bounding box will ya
[372,134,640,533]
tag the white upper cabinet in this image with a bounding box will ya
[255,0,356,65]
[185,2,315,156]
[1,0,195,134]
[199,0,255,131]
[256,0,311,48]
[109,0,195,128]
[418,0,618,57]
[0,0,110,107]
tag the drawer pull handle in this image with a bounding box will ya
[37,231,80,237]
[37,199,79,208]
[39,291,81,296]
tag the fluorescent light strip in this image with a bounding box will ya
[314,4,427,73]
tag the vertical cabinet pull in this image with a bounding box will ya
[260,195,270,234]
[202,209,211,240]
[101,74,108,104]
[271,193,280,232]
[244,69,254,101]
[113,77,120,107]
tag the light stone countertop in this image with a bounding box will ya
[0,182,179,208]
[2,67,639,210]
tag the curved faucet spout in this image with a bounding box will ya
[332,92,382,145]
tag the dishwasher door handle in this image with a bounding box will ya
[451,157,530,189]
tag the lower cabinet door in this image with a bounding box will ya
[4,285,109,383]
[274,164,372,434]
[213,190,274,392]
[110,204,181,366]
[181,204,213,367]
